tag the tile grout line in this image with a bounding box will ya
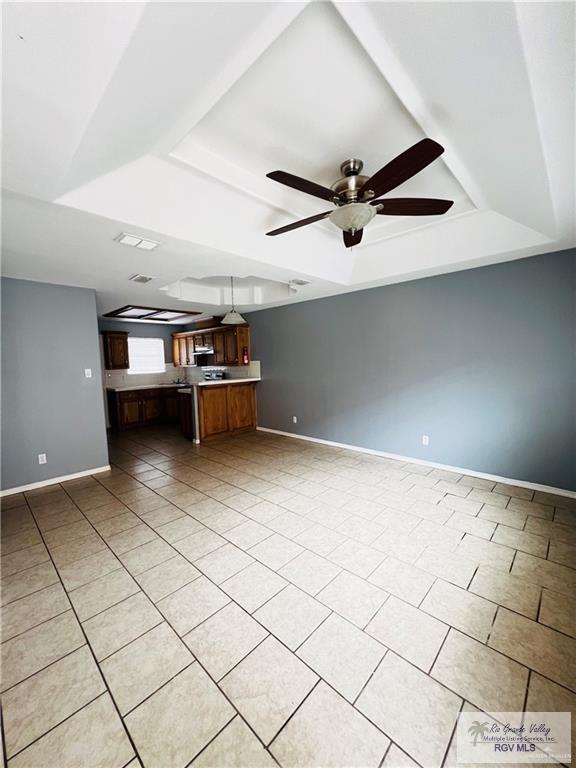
[89,474,309,758]
[8,428,573,765]
[181,713,281,768]
[21,487,146,764]
[1,598,72,647]
[94,464,415,751]
[440,698,465,768]
[107,432,576,701]
[119,659,197,719]
[264,678,322,750]
[6,691,105,761]
[0,622,86,695]
[292,609,335,655]
[0,706,7,768]
[139,433,571,510]
[115,436,568,556]
[0,575,61,610]
[211,634,271,686]
[351,649,389,707]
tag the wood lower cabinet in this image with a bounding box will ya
[118,392,141,427]
[179,392,194,439]
[141,392,162,424]
[108,387,179,430]
[164,390,179,422]
[197,382,257,440]
[228,383,257,431]
[198,386,230,439]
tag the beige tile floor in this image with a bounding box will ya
[1,426,575,768]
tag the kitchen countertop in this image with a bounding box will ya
[195,378,261,387]
[178,378,261,393]
[109,378,261,393]
[107,383,186,392]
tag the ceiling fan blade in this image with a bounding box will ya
[266,211,332,237]
[343,229,363,248]
[360,139,445,199]
[267,171,335,201]
[374,198,454,216]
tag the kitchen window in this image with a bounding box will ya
[127,337,166,374]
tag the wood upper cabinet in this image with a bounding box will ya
[172,336,180,367]
[223,327,251,366]
[172,336,191,367]
[172,324,251,368]
[102,332,129,370]
[197,382,257,440]
[213,331,226,365]
[188,337,197,366]
[236,327,250,365]
[224,330,238,365]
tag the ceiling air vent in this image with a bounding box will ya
[129,274,154,284]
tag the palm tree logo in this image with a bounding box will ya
[468,721,490,746]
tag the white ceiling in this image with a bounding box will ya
[2,1,574,319]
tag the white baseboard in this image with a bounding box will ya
[0,465,112,498]
[256,427,576,500]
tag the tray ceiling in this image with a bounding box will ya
[1,1,573,316]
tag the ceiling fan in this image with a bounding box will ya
[265,138,454,247]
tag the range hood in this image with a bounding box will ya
[192,344,214,355]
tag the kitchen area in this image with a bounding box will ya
[101,316,261,443]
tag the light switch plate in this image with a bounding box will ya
[84,368,92,378]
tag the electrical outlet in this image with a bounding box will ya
[422,435,429,447]
[84,368,92,378]
[292,416,298,424]
[38,453,47,465]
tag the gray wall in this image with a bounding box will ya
[2,278,109,491]
[248,249,576,491]
[98,319,180,364]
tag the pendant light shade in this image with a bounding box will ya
[221,309,246,325]
[222,276,246,325]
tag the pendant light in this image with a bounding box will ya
[222,276,246,325]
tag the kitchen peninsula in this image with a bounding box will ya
[178,378,259,442]
[105,319,259,442]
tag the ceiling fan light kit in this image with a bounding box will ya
[329,202,377,232]
[265,138,454,247]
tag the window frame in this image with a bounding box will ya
[126,336,166,375]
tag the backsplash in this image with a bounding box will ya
[103,360,261,389]
[102,364,183,390]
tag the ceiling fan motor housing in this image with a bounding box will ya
[331,159,372,203]
[265,139,451,245]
